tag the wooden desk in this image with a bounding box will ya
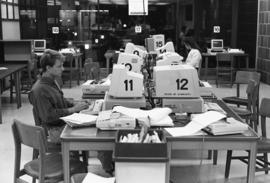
[61,100,258,183]
[202,52,249,80]
[0,64,26,124]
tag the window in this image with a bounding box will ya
[1,0,19,20]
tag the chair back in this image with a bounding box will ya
[12,119,47,151]
[259,98,270,138]
[235,71,261,84]
[234,71,261,98]
[216,53,234,87]
[84,61,100,81]
[85,58,93,64]
[246,80,257,108]
[216,53,233,70]
[216,53,232,62]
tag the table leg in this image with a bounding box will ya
[76,57,80,85]
[166,142,171,183]
[106,58,110,75]
[78,56,82,83]
[204,57,209,81]
[247,142,257,183]
[246,56,249,69]
[0,92,2,124]
[62,142,70,183]
[14,71,21,109]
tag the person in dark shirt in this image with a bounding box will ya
[29,49,88,143]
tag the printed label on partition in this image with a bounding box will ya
[213,26,220,33]
[154,38,165,50]
[135,25,142,33]
[52,27,59,34]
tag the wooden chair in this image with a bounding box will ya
[28,92,88,170]
[84,61,100,81]
[228,79,259,131]
[12,119,86,183]
[213,80,258,166]
[225,97,270,178]
[216,53,234,87]
[222,71,261,122]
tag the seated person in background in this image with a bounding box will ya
[183,38,202,71]
[29,49,89,143]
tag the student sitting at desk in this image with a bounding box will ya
[29,49,89,143]
[183,38,202,71]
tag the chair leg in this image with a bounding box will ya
[32,149,39,183]
[263,153,269,174]
[82,151,89,172]
[213,150,218,165]
[225,150,232,178]
[10,76,14,103]
[207,150,212,159]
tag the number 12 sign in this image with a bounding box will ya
[153,65,200,98]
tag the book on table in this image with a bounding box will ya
[204,117,249,135]
[60,113,97,128]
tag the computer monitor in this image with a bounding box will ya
[211,39,223,51]
[34,39,46,52]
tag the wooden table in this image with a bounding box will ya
[61,100,258,183]
[202,52,249,80]
[0,63,26,124]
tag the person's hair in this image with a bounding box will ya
[183,37,201,51]
[40,49,64,73]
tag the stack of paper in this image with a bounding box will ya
[112,106,173,127]
[60,113,97,128]
[204,117,249,135]
[82,172,115,183]
[204,102,227,114]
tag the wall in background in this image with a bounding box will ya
[257,0,270,84]
[2,21,20,39]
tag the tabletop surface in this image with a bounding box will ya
[61,99,259,142]
[0,63,26,79]
[202,52,249,56]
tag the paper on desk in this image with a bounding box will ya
[113,106,173,126]
[151,115,174,126]
[165,111,226,136]
[82,172,115,183]
[60,113,97,125]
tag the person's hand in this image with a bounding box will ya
[69,102,89,113]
